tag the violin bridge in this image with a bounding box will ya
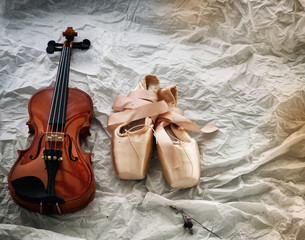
[45,132,64,142]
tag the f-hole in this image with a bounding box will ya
[30,134,45,160]
[64,134,78,161]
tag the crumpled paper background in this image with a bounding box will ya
[1,0,305,239]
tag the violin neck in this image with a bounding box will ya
[48,45,72,130]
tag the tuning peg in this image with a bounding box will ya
[72,39,91,50]
[47,41,63,47]
[46,41,63,54]
[48,40,56,47]
[46,45,61,54]
[81,39,90,50]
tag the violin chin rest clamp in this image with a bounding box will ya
[11,176,65,204]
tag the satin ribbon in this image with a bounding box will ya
[154,107,218,170]
[158,107,218,133]
[112,90,158,111]
[107,89,168,132]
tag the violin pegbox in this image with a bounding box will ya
[46,27,91,54]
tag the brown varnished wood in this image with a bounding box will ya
[8,87,95,214]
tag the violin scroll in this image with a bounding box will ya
[63,27,77,41]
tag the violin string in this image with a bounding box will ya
[47,45,65,129]
[52,45,68,150]
[49,48,63,151]
[54,45,70,151]
[47,44,66,151]
[60,45,71,134]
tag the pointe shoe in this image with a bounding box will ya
[155,85,218,188]
[107,75,168,180]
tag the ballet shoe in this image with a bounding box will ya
[107,75,168,179]
[155,85,218,188]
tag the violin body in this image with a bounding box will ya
[8,28,96,214]
[8,88,95,214]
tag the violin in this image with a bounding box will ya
[8,27,95,214]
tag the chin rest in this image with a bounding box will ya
[11,176,65,204]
